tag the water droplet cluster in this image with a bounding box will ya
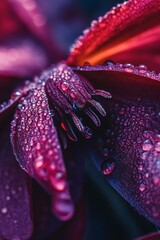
[75,62,160,81]
[94,96,160,225]
[11,80,74,220]
[68,0,159,66]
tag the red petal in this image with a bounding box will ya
[68,0,160,70]
[74,64,160,226]
[11,82,74,221]
[0,128,33,240]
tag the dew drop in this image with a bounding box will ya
[123,63,134,73]
[50,174,66,191]
[53,198,74,221]
[138,165,143,171]
[142,139,153,151]
[61,82,69,91]
[139,183,146,192]
[101,158,115,176]
[104,60,114,66]
[140,152,148,160]
[155,142,160,152]
[138,65,147,73]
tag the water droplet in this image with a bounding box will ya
[140,152,148,160]
[123,63,134,73]
[50,174,66,191]
[101,158,115,176]
[139,183,146,192]
[61,81,69,91]
[1,207,8,214]
[104,60,114,66]
[138,165,143,171]
[34,155,44,169]
[155,142,160,152]
[138,65,147,73]
[142,139,153,151]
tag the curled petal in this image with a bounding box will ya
[0,128,33,240]
[75,63,160,226]
[68,0,160,70]
[11,81,74,221]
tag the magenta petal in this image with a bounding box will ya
[11,82,74,221]
[0,128,33,240]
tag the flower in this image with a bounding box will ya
[0,0,160,239]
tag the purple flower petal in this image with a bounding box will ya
[0,128,33,240]
[11,80,74,221]
[74,63,160,226]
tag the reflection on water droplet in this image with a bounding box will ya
[139,183,146,192]
[142,140,153,151]
[101,158,115,176]
[155,142,160,152]
[138,165,143,171]
[123,63,134,73]
[138,65,147,73]
[140,152,148,160]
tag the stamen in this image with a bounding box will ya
[61,120,77,142]
[88,99,106,117]
[85,108,101,126]
[94,89,112,98]
[45,63,111,140]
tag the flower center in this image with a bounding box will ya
[45,63,111,141]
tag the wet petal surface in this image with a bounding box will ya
[11,79,74,221]
[68,0,160,70]
[74,63,160,226]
